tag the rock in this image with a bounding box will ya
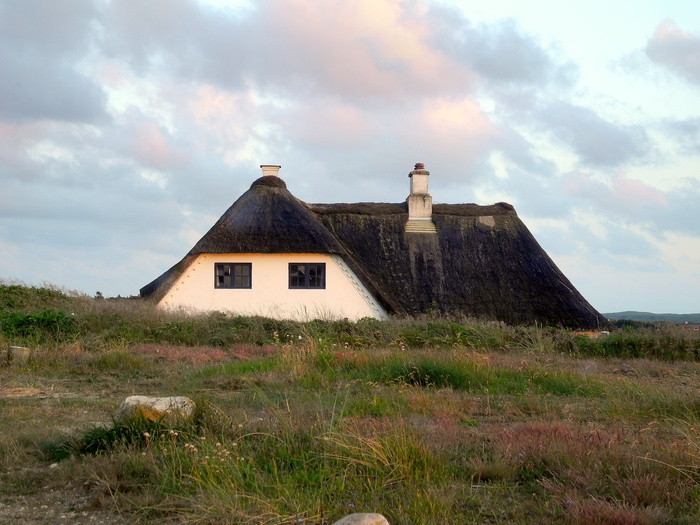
[332,513,390,525]
[6,346,32,367]
[115,396,195,425]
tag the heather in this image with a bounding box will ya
[2,282,700,524]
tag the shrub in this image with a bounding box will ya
[0,309,78,340]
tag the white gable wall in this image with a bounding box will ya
[158,253,389,321]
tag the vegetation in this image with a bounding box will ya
[605,310,700,323]
[2,282,700,524]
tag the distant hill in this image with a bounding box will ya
[604,311,700,323]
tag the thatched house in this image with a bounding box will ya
[141,164,606,328]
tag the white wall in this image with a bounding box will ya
[158,253,389,321]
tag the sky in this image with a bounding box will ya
[1,0,699,314]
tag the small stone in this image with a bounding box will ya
[332,513,390,525]
[49,463,59,469]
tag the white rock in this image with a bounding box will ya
[115,395,195,424]
[332,513,390,525]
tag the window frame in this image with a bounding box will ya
[288,263,326,289]
[214,263,252,289]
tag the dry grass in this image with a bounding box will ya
[2,284,700,523]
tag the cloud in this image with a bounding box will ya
[457,19,574,87]
[566,171,667,211]
[101,0,473,104]
[0,0,107,123]
[562,170,700,238]
[646,21,700,85]
[535,102,650,167]
[131,121,187,171]
[0,0,698,311]
[665,117,700,154]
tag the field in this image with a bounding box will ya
[2,284,700,524]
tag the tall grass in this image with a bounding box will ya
[2,283,698,361]
[41,390,700,524]
[4,283,700,523]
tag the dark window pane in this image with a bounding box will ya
[215,263,251,288]
[289,263,325,289]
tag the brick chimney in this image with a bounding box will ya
[260,165,281,177]
[406,163,437,233]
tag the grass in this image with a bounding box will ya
[2,282,700,523]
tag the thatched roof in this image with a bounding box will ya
[191,177,344,255]
[141,176,606,328]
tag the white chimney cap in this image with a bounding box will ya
[260,165,281,177]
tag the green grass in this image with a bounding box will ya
[3,283,700,523]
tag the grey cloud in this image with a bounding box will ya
[461,20,567,85]
[646,21,700,85]
[532,217,664,273]
[503,172,571,219]
[0,56,107,123]
[562,170,700,238]
[599,226,661,260]
[536,102,650,167]
[0,0,99,57]
[496,126,557,175]
[0,0,107,123]
[659,187,700,237]
[427,6,577,89]
[665,118,700,154]
[101,0,222,76]
[100,0,474,104]
[97,0,567,119]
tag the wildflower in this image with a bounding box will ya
[143,432,150,438]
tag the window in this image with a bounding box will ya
[289,263,326,289]
[215,263,252,289]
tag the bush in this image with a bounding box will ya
[0,309,78,340]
